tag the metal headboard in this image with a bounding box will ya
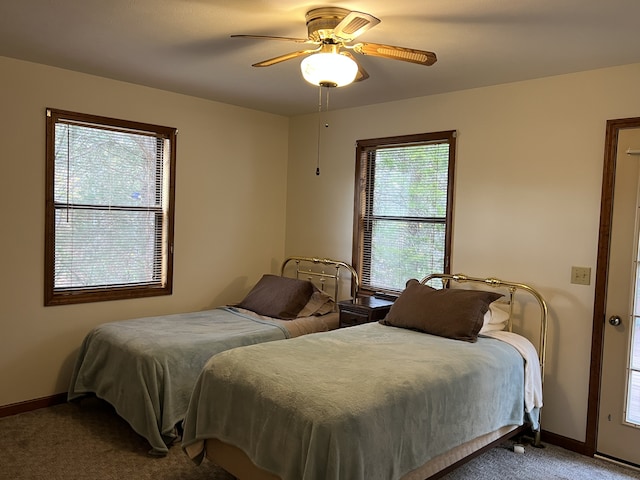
[422,273,548,379]
[281,256,360,304]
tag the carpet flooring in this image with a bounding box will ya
[1,397,639,480]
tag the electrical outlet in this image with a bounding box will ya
[571,266,591,285]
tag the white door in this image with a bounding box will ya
[597,127,640,465]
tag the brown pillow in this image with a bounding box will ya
[380,279,503,342]
[236,274,314,319]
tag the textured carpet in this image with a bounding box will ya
[0,397,232,480]
[440,440,640,480]
[1,397,640,480]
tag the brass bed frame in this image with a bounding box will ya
[203,272,548,480]
[281,255,360,304]
[424,273,548,393]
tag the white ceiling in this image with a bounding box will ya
[2,0,639,117]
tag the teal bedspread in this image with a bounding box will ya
[182,322,528,480]
[68,307,289,455]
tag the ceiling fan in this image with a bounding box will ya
[231,7,437,87]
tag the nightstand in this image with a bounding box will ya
[338,296,395,328]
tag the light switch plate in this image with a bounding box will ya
[571,266,591,285]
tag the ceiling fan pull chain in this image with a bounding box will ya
[316,85,322,175]
[325,85,330,114]
[315,85,334,176]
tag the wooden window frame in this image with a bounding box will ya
[44,108,177,306]
[352,130,456,295]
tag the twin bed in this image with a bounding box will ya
[68,256,358,455]
[181,273,548,480]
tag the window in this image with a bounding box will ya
[352,131,456,294]
[45,109,177,305]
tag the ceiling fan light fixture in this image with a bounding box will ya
[300,52,358,87]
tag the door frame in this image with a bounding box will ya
[587,116,640,456]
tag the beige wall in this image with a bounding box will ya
[0,56,289,406]
[285,63,640,443]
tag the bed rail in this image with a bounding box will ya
[281,256,359,304]
[422,272,548,447]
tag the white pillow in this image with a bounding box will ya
[480,300,510,334]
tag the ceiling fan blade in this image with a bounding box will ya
[342,51,369,82]
[353,42,437,66]
[333,11,380,41]
[231,34,314,44]
[252,48,319,67]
